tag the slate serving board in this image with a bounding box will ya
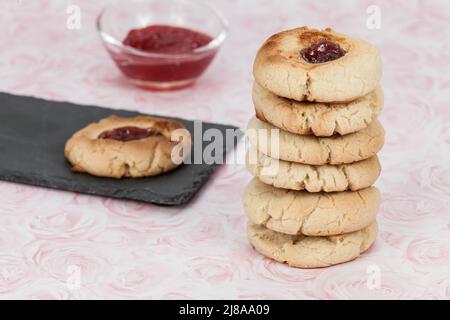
[0,92,242,206]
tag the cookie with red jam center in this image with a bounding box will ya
[253,27,382,102]
[65,115,191,178]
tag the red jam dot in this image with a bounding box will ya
[98,126,162,142]
[300,40,346,64]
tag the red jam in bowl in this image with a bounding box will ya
[110,25,216,90]
[98,126,162,142]
[123,25,213,54]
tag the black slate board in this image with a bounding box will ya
[0,92,242,206]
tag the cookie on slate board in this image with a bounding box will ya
[247,221,378,268]
[246,147,381,192]
[65,115,191,178]
[253,82,383,136]
[253,27,382,102]
[243,178,380,236]
[247,117,385,165]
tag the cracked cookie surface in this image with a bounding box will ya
[253,82,383,136]
[247,117,384,165]
[64,115,191,178]
[246,146,381,192]
[253,27,382,102]
[247,221,378,268]
[243,178,380,236]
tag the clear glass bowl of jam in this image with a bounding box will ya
[96,0,228,91]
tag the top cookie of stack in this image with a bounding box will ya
[254,26,382,104]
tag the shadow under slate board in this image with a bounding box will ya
[0,92,242,206]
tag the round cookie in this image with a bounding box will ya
[247,117,385,165]
[253,82,383,136]
[247,221,378,268]
[65,115,191,178]
[253,27,382,102]
[243,178,380,236]
[246,146,381,192]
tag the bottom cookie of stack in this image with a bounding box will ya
[247,222,378,269]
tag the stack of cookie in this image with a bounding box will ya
[244,27,385,268]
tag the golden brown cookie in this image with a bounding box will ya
[246,146,381,192]
[253,27,382,102]
[64,115,191,178]
[247,117,385,165]
[248,221,378,268]
[243,178,380,236]
[253,82,383,136]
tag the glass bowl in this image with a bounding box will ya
[96,0,228,91]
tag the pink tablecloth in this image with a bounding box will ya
[0,0,449,299]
